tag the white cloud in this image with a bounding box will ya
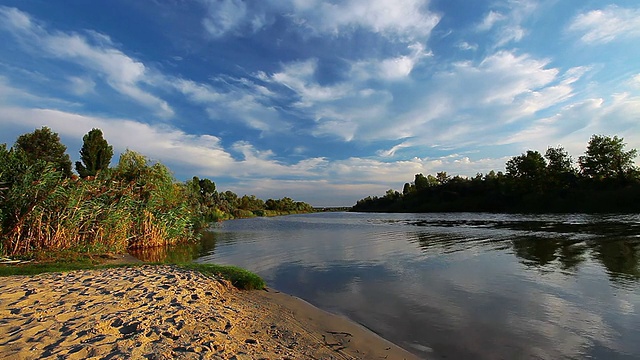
[499,93,640,157]
[630,74,640,88]
[199,0,440,40]
[255,45,575,149]
[352,42,432,81]
[477,11,505,31]
[0,6,32,30]
[353,50,584,149]
[175,79,223,103]
[568,5,640,44]
[0,76,80,109]
[0,7,173,118]
[377,142,412,157]
[68,76,95,96]
[0,107,234,170]
[304,0,440,39]
[264,59,351,106]
[478,0,537,47]
[201,0,248,38]
[495,25,525,47]
[0,100,519,205]
[457,41,478,51]
[174,77,288,133]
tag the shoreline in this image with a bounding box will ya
[0,265,420,359]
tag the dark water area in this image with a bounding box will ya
[138,212,640,359]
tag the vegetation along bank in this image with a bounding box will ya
[353,135,639,213]
[0,126,313,257]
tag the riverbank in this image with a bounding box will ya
[0,265,419,359]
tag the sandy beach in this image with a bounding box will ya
[0,265,419,359]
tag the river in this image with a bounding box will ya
[136,212,640,359]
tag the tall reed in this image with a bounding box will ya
[0,149,196,257]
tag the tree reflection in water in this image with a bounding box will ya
[129,231,217,262]
[413,226,639,285]
[593,238,640,281]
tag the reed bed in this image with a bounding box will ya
[0,151,196,257]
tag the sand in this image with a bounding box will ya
[0,265,420,359]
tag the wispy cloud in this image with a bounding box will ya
[1,2,638,206]
[477,0,537,47]
[201,0,248,38]
[0,101,513,205]
[200,0,440,40]
[499,89,640,155]
[291,0,440,40]
[264,59,351,105]
[477,10,506,31]
[0,6,173,118]
[568,5,640,44]
[351,42,432,80]
[457,41,478,51]
[172,77,287,133]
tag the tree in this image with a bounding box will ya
[545,146,575,175]
[14,127,72,177]
[76,128,113,178]
[114,149,148,183]
[544,146,577,189]
[505,150,547,180]
[436,171,450,185]
[384,189,401,200]
[579,135,638,180]
[402,182,415,195]
[414,173,429,191]
[414,173,438,191]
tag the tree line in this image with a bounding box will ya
[352,135,640,213]
[0,127,313,256]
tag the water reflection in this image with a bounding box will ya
[163,213,640,359]
[130,231,217,262]
[594,238,640,282]
[510,237,588,269]
[408,216,640,285]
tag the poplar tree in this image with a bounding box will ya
[76,128,113,178]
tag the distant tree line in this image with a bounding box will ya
[0,127,313,256]
[352,135,639,213]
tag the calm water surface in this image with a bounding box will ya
[151,212,640,359]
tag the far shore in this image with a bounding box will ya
[0,264,420,359]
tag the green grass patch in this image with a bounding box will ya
[0,250,266,291]
[0,255,132,276]
[179,263,265,290]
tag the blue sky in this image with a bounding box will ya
[0,0,639,206]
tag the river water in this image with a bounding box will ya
[144,212,640,359]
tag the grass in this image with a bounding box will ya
[0,255,128,276]
[178,263,266,290]
[0,251,265,290]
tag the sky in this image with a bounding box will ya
[0,0,639,206]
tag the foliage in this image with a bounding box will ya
[76,128,113,178]
[545,146,575,175]
[0,147,194,256]
[265,197,313,213]
[179,263,265,290]
[14,126,72,177]
[1,127,313,257]
[185,176,314,224]
[353,135,640,214]
[506,150,546,180]
[579,135,638,180]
